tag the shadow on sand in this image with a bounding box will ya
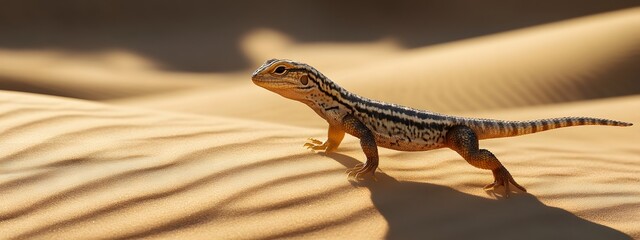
[322,152,631,240]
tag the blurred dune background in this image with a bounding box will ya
[1,1,639,239]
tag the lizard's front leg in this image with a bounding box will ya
[304,124,345,152]
[341,114,379,181]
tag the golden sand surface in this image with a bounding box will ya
[1,6,638,240]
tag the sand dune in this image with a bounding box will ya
[104,8,640,128]
[0,49,247,101]
[1,5,639,240]
[0,89,638,239]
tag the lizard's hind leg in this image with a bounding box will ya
[445,125,526,198]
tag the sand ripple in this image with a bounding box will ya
[1,91,638,239]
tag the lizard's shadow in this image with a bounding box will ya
[321,152,631,240]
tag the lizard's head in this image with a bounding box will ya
[252,59,317,101]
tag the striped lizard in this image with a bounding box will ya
[251,59,633,197]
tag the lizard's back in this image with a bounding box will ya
[348,93,631,151]
[347,94,457,151]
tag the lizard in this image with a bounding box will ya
[251,58,633,197]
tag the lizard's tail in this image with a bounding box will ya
[463,117,632,140]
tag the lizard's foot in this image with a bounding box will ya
[304,138,339,152]
[304,138,328,151]
[346,163,377,181]
[483,166,526,198]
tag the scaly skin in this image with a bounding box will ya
[251,59,633,198]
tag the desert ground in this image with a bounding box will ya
[1,2,639,239]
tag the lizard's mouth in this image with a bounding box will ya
[252,76,292,90]
[251,75,268,86]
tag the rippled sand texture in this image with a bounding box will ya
[1,91,638,239]
[1,5,639,240]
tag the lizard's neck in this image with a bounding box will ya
[302,71,358,122]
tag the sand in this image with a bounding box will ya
[1,5,639,240]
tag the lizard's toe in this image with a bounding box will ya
[345,163,365,174]
[304,138,328,151]
[483,182,497,190]
[486,166,526,198]
[346,163,377,181]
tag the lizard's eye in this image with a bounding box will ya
[299,75,309,85]
[273,66,286,75]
